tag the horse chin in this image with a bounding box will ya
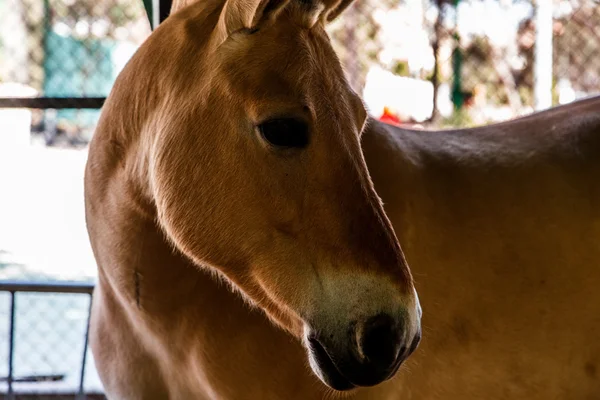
[307,338,356,392]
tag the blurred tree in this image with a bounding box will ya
[327,0,398,92]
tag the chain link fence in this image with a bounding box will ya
[0,0,150,146]
[1,0,150,397]
[0,284,101,400]
[0,0,599,397]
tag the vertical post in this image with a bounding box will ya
[7,292,16,400]
[152,0,161,30]
[146,0,172,30]
[534,0,553,110]
[76,294,94,400]
[159,0,173,25]
[429,0,444,122]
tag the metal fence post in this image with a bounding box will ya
[7,292,16,400]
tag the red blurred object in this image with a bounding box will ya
[379,107,402,126]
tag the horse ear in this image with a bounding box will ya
[215,0,290,42]
[325,0,354,22]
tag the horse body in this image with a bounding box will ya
[84,0,600,396]
[363,97,600,399]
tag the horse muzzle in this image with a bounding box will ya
[305,312,422,391]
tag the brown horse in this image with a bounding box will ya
[84,0,600,397]
[363,96,600,399]
[85,0,421,398]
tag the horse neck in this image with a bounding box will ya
[87,27,202,322]
[85,127,314,395]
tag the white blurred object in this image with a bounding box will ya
[113,41,139,75]
[557,78,576,105]
[0,83,38,151]
[363,66,434,123]
[436,84,454,118]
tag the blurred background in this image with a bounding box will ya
[333,0,599,127]
[0,0,598,397]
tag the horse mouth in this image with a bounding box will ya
[307,335,409,391]
[308,338,356,391]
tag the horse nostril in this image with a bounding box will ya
[360,314,401,370]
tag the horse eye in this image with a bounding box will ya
[258,118,309,149]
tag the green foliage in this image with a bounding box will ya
[392,61,410,77]
[439,108,475,128]
[424,64,438,82]
[551,77,559,106]
[518,86,533,106]
[465,36,492,63]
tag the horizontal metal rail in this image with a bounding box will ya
[0,97,105,109]
[0,394,105,400]
[0,281,97,400]
[0,374,65,383]
[0,281,95,294]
